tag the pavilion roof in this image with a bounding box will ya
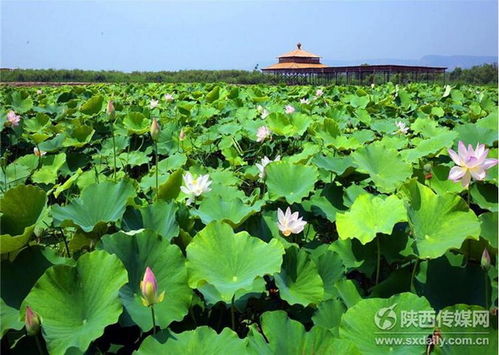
[263,62,328,70]
[278,43,321,58]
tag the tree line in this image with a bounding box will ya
[0,64,496,85]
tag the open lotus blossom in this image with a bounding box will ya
[140,267,165,307]
[448,141,498,188]
[256,126,271,142]
[256,155,281,179]
[300,98,310,104]
[107,100,115,115]
[36,89,43,95]
[316,89,323,97]
[261,109,270,119]
[393,121,409,135]
[25,306,40,336]
[6,111,20,126]
[150,118,161,140]
[181,172,212,204]
[277,207,307,237]
[33,147,46,157]
[164,93,174,101]
[150,99,159,108]
[284,105,295,114]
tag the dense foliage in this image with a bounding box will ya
[1,63,497,85]
[0,82,497,354]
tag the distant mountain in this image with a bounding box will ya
[419,55,497,70]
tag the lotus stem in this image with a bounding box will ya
[410,259,419,292]
[35,143,42,170]
[60,229,70,258]
[151,306,156,335]
[230,296,236,331]
[154,141,159,200]
[112,128,117,182]
[484,271,489,309]
[375,237,381,285]
[34,334,44,355]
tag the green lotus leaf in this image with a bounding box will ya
[267,112,311,136]
[98,231,192,331]
[265,161,318,204]
[274,247,324,306]
[31,153,66,184]
[136,327,247,354]
[311,118,340,145]
[0,298,23,336]
[11,91,33,113]
[23,250,128,355]
[312,299,346,335]
[401,131,457,163]
[401,180,481,259]
[23,113,50,132]
[427,165,465,195]
[186,222,285,302]
[336,194,407,245]
[157,169,183,201]
[123,112,150,135]
[248,310,347,354]
[52,181,136,232]
[80,95,103,115]
[470,183,498,212]
[352,143,412,193]
[0,185,47,254]
[139,200,179,241]
[312,154,354,175]
[0,154,38,190]
[198,277,266,308]
[192,195,264,228]
[480,212,497,248]
[456,123,497,147]
[434,304,497,355]
[312,249,346,300]
[63,125,95,147]
[339,292,432,354]
[302,184,347,223]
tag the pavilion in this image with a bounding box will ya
[262,43,447,84]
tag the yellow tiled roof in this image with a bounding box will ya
[278,43,321,58]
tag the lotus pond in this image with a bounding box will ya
[0,83,498,354]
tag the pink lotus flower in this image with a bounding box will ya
[164,93,174,102]
[150,119,160,140]
[393,121,409,135]
[150,99,159,109]
[140,267,165,307]
[448,141,498,188]
[277,207,307,237]
[481,248,491,270]
[6,111,20,126]
[25,306,40,336]
[300,98,310,104]
[315,89,323,97]
[284,105,295,114]
[256,126,271,142]
[33,147,46,157]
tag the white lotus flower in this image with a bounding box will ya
[300,98,310,104]
[442,85,452,98]
[150,99,159,108]
[36,89,43,94]
[277,207,307,237]
[316,89,323,97]
[448,141,498,188]
[261,109,270,119]
[256,155,281,179]
[284,105,295,114]
[393,121,409,135]
[256,126,271,142]
[33,147,46,157]
[164,93,174,102]
[180,172,212,204]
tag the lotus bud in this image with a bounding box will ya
[25,306,40,336]
[179,129,186,141]
[481,248,491,270]
[140,267,165,307]
[150,119,160,141]
[107,100,115,115]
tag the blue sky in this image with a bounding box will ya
[1,0,497,71]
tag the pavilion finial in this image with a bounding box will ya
[297,42,302,50]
